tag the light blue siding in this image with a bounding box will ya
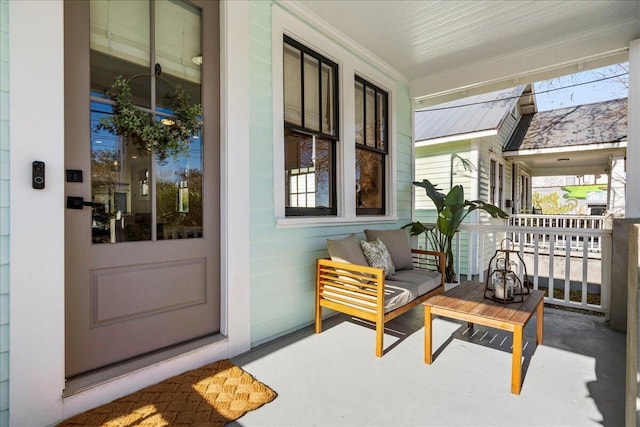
[0,0,8,425]
[248,1,413,345]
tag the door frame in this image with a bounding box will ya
[9,1,250,423]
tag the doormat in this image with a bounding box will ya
[57,359,277,427]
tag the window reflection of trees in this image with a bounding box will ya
[356,149,382,209]
[285,130,333,209]
[157,167,203,239]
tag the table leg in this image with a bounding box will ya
[511,325,523,395]
[536,300,544,345]
[424,305,432,364]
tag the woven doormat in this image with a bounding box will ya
[58,359,277,427]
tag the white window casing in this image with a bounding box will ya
[272,4,398,227]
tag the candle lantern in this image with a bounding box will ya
[484,238,531,303]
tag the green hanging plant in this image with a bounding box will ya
[97,76,202,161]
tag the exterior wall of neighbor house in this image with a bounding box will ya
[512,162,533,214]
[0,1,9,425]
[475,111,517,273]
[414,108,519,278]
[249,2,413,346]
[414,140,474,276]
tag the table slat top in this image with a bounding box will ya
[425,281,545,326]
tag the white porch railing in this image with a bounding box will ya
[415,220,612,316]
[508,214,608,253]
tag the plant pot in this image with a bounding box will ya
[445,282,459,292]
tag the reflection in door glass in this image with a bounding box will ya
[91,101,152,243]
[89,0,203,243]
[156,131,203,240]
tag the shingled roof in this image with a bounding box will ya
[505,97,627,152]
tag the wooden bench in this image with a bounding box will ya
[315,248,445,357]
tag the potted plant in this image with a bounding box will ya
[405,179,508,283]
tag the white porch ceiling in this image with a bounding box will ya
[291,0,640,105]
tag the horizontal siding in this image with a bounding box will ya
[414,140,472,210]
[248,2,413,346]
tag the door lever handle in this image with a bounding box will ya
[66,196,104,210]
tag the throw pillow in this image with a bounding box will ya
[326,234,369,266]
[364,229,414,270]
[360,238,396,277]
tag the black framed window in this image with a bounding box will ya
[283,36,339,216]
[355,76,387,215]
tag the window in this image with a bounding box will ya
[283,36,339,216]
[355,76,388,215]
[89,0,203,242]
[519,172,530,213]
[489,158,505,209]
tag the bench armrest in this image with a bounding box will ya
[411,249,445,286]
[316,258,385,310]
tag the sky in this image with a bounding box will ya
[533,62,628,112]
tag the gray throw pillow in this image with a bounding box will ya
[326,234,369,266]
[364,229,414,270]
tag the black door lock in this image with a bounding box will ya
[66,196,104,210]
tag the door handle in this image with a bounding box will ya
[66,196,104,210]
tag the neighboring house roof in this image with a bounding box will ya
[504,98,628,152]
[414,85,527,144]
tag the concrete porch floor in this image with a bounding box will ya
[230,306,625,426]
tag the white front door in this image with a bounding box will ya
[64,0,220,377]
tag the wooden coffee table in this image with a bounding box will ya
[424,280,545,394]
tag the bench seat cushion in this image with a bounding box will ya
[383,269,442,313]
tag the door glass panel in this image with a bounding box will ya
[155,1,202,240]
[91,101,152,243]
[156,128,203,240]
[90,0,151,109]
[89,0,203,243]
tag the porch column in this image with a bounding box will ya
[626,37,640,427]
[626,39,640,217]
[608,154,625,217]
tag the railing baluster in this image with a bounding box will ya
[582,241,588,306]
[549,235,555,303]
[565,241,571,303]
[455,232,461,284]
[533,233,539,290]
[467,229,473,281]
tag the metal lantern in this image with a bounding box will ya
[484,238,531,303]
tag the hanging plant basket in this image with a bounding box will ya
[96,76,202,161]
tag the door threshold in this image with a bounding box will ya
[63,333,226,397]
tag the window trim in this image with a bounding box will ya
[489,156,506,210]
[272,5,398,227]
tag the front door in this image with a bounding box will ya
[64,0,220,377]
